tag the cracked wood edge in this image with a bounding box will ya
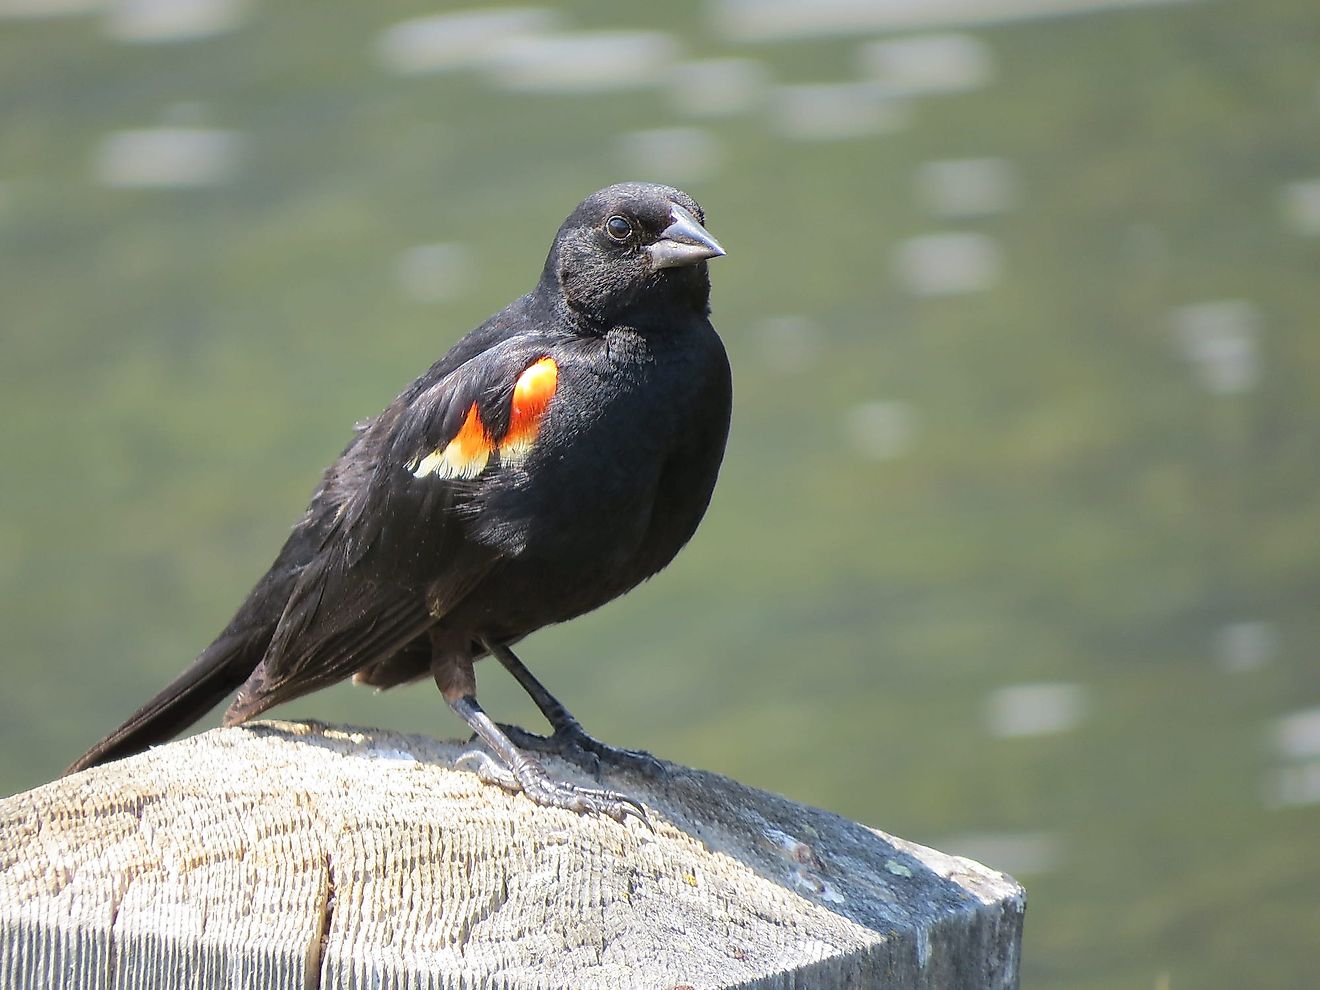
[0,721,1025,990]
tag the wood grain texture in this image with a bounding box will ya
[1,722,1024,989]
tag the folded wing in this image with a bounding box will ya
[225,339,561,722]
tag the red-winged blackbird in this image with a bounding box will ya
[67,183,730,821]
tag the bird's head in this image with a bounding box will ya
[543,182,726,326]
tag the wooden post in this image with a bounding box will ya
[1,721,1024,989]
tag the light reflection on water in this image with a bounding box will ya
[773,83,908,141]
[484,31,682,93]
[893,232,1003,296]
[1213,621,1277,673]
[1280,178,1320,237]
[710,0,1194,42]
[859,33,995,95]
[1264,762,1320,809]
[985,683,1089,738]
[1170,300,1261,395]
[375,9,559,76]
[93,127,244,188]
[105,0,247,43]
[1271,707,1320,761]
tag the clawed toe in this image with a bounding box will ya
[455,747,650,827]
[455,748,520,790]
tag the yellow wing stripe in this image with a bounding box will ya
[409,357,559,479]
[410,402,491,479]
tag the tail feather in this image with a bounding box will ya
[64,632,260,775]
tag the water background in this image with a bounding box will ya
[3,1,1319,985]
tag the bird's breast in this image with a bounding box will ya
[467,329,722,560]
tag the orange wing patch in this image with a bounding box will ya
[499,357,558,464]
[410,402,492,479]
[409,357,558,480]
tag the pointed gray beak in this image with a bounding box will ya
[646,203,726,270]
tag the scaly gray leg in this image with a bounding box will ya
[447,693,647,825]
[481,637,665,779]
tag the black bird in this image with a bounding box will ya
[67,182,731,821]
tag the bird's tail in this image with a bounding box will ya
[64,631,261,775]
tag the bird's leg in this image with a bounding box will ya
[480,637,665,779]
[433,652,646,824]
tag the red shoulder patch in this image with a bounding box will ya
[499,357,558,463]
[408,357,558,480]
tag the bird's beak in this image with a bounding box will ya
[646,203,727,270]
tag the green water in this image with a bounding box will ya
[3,1,1319,986]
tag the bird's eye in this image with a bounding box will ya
[605,215,632,241]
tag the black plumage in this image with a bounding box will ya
[67,182,731,820]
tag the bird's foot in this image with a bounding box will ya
[456,749,649,826]
[502,720,666,780]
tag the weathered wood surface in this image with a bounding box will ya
[1,721,1024,989]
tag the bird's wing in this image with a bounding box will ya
[223,337,564,722]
